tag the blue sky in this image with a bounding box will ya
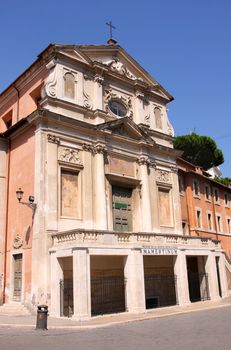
[1,0,231,176]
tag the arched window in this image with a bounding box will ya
[154,107,162,129]
[64,72,75,99]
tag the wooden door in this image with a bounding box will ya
[13,254,22,301]
[112,186,132,232]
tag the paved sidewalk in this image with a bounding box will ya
[0,297,231,330]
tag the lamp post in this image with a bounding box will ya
[16,188,37,212]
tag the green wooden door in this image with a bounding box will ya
[112,186,132,232]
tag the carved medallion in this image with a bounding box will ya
[156,170,171,183]
[13,235,23,249]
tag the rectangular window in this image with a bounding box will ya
[179,176,185,195]
[225,193,229,207]
[159,188,172,226]
[227,218,231,234]
[196,209,202,228]
[61,169,78,217]
[205,185,211,201]
[193,180,200,197]
[216,215,222,232]
[207,213,213,231]
[214,189,219,203]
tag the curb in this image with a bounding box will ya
[0,302,231,330]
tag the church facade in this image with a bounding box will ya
[0,43,229,319]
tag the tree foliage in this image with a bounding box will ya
[174,133,224,170]
[213,176,231,187]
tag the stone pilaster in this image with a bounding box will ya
[124,249,146,312]
[93,144,107,230]
[72,248,91,320]
[49,252,64,317]
[174,250,190,305]
[137,156,152,232]
[204,252,220,301]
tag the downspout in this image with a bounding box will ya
[211,185,219,240]
[3,139,11,303]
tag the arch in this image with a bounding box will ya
[64,72,75,99]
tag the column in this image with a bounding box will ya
[218,253,228,298]
[93,74,103,110]
[204,252,220,301]
[174,250,190,305]
[72,248,91,320]
[137,156,152,232]
[93,144,107,230]
[49,252,64,317]
[124,249,146,313]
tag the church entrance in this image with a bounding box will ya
[187,256,210,302]
[90,256,126,316]
[112,186,132,232]
[143,256,177,309]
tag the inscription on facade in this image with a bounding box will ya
[142,246,177,255]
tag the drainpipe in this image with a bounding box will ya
[3,139,11,303]
[211,185,218,240]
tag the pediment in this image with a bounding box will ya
[97,117,154,144]
[57,47,92,65]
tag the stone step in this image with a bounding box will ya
[0,302,31,315]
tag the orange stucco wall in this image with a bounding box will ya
[4,126,35,302]
[0,67,48,133]
[178,159,231,258]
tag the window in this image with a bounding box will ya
[227,218,231,234]
[158,188,172,226]
[214,189,219,203]
[225,193,229,206]
[154,107,162,129]
[2,110,13,129]
[193,180,200,197]
[196,209,202,228]
[182,221,188,235]
[207,212,213,231]
[178,176,185,195]
[216,214,222,232]
[61,169,79,217]
[108,100,127,117]
[64,72,75,99]
[205,185,211,201]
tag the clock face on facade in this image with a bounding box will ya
[108,100,127,117]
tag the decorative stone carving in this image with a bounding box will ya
[58,147,82,165]
[82,143,94,153]
[144,114,150,126]
[47,134,60,144]
[83,91,92,109]
[107,57,137,80]
[94,74,104,85]
[42,66,57,98]
[13,235,23,249]
[156,170,171,183]
[167,119,175,136]
[93,144,107,154]
[137,156,150,166]
[104,88,133,118]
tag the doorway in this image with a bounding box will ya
[13,254,22,301]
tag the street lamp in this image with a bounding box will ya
[16,188,37,212]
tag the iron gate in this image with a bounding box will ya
[91,276,126,316]
[188,272,210,302]
[144,274,178,309]
[60,279,73,317]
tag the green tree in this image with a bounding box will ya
[174,133,224,170]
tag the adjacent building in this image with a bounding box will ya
[0,42,229,319]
